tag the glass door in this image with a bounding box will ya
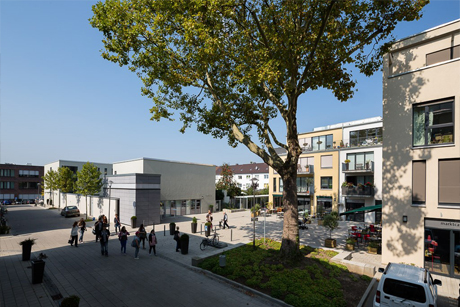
[454,231,460,278]
[424,228,450,275]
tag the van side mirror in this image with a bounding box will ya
[378,268,384,273]
[433,279,442,286]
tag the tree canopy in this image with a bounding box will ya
[43,169,58,207]
[75,162,103,219]
[90,0,427,258]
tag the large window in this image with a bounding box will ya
[19,170,39,177]
[0,182,14,189]
[320,155,333,169]
[346,152,374,170]
[439,159,460,205]
[349,128,382,147]
[299,156,314,171]
[320,177,332,189]
[0,169,15,177]
[412,161,426,205]
[426,45,460,66]
[413,100,454,146]
[312,134,334,151]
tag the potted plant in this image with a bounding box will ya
[131,216,137,228]
[0,225,11,234]
[305,165,310,173]
[209,204,214,212]
[169,222,176,235]
[346,238,356,251]
[368,241,379,254]
[251,204,261,218]
[344,159,350,170]
[191,217,198,233]
[204,222,212,237]
[180,233,189,254]
[323,214,338,248]
[347,182,354,188]
[317,206,324,225]
[61,295,80,307]
[20,238,36,261]
[340,140,344,147]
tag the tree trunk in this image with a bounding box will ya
[280,165,301,259]
[85,196,88,220]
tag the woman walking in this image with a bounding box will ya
[133,232,140,259]
[78,218,86,243]
[70,221,79,247]
[100,225,110,256]
[118,226,130,255]
[137,224,147,249]
[174,226,181,252]
[148,229,157,256]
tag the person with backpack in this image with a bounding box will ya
[100,225,110,257]
[148,229,158,256]
[136,224,147,249]
[118,226,130,255]
[132,232,140,259]
[174,226,181,252]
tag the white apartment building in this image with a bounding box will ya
[215,162,269,190]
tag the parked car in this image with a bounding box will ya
[61,206,80,218]
[374,262,442,307]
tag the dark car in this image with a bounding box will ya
[61,206,80,218]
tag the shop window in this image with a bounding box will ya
[413,99,454,146]
[439,159,460,205]
[412,161,426,205]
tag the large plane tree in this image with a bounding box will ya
[90,0,427,258]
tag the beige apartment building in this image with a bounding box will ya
[382,19,460,277]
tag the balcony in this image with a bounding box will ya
[342,186,374,197]
[297,164,314,174]
[342,161,374,173]
[297,185,314,195]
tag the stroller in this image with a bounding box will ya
[298,217,309,230]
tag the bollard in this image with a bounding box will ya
[200,224,202,234]
[219,255,226,267]
[231,229,233,241]
[164,225,166,236]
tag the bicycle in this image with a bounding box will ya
[200,232,219,250]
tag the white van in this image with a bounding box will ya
[374,263,442,307]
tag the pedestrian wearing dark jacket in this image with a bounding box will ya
[100,225,110,256]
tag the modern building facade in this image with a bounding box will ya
[339,117,383,224]
[382,19,460,277]
[215,162,269,190]
[0,163,44,203]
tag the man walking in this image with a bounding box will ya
[223,212,229,229]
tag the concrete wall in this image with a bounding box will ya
[382,20,460,266]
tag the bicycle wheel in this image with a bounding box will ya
[200,240,207,251]
[212,236,219,246]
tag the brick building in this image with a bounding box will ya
[0,163,44,203]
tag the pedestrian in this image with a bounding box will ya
[78,218,86,243]
[118,226,130,255]
[136,224,147,249]
[103,215,109,230]
[174,226,181,252]
[114,214,121,233]
[148,229,158,256]
[94,216,103,242]
[132,232,140,259]
[70,221,79,247]
[223,211,229,229]
[206,210,213,230]
[100,225,110,256]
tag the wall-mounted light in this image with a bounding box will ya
[402,215,408,223]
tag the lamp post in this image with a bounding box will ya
[250,177,259,249]
[108,181,113,232]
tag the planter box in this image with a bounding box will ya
[325,238,336,248]
[345,243,354,251]
[368,247,378,254]
[131,218,137,229]
[22,243,33,261]
[169,223,176,235]
[191,223,197,233]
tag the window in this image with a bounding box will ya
[426,45,460,66]
[320,155,333,168]
[299,156,314,171]
[0,169,15,177]
[439,159,460,205]
[0,182,14,189]
[273,178,277,192]
[349,128,383,147]
[264,175,268,179]
[413,100,454,146]
[254,175,259,178]
[346,152,374,170]
[238,176,242,179]
[246,175,251,179]
[279,178,283,192]
[321,177,332,189]
[412,161,426,205]
[311,134,333,151]
[19,170,39,177]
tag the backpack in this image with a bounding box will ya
[131,238,138,247]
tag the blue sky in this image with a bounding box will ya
[1,0,459,167]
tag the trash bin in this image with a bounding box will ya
[219,255,226,267]
[31,260,45,284]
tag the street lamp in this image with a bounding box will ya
[250,177,259,249]
[108,181,113,232]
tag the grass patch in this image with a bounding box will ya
[198,239,370,307]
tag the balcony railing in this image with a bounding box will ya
[342,161,374,172]
[341,186,374,197]
[297,164,314,174]
[297,185,314,194]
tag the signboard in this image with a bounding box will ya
[425,219,460,231]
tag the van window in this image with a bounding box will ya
[383,278,426,303]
